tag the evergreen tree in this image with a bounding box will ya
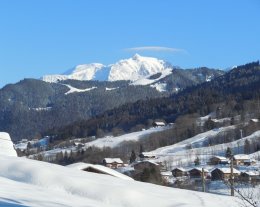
[194,156,200,166]
[225,147,232,158]
[129,150,136,163]
[244,139,251,154]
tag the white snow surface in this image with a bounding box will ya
[64,84,97,95]
[151,126,236,155]
[84,126,169,149]
[0,132,17,157]
[152,130,260,168]
[67,162,133,180]
[0,155,238,207]
[42,54,173,86]
[42,63,105,82]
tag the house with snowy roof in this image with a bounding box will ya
[209,156,229,165]
[240,171,260,182]
[171,167,188,177]
[152,121,166,127]
[188,168,209,179]
[139,152,157,160]
[233,154,255,166]
[132,160,160,172]
[211,167,240,180]
[102,158,124,169]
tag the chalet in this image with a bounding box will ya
[102,158,124,169]
[139,152,157,160]
[132,160,160,172]
[233,154,253,166]
[188,168,209,179]
[171,167,188,177]
[240,171,260,182]
[209,156,229,165]
[152,121,166,127]
[66,162,133,180]
[211,168,240,180]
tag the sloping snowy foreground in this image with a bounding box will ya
[0,156,239,207]
[0,132,17,157]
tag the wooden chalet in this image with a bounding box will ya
[211,168,240,180]
[240,171,260,182]
[102,158,124,169]
[171,167,188,177]
[188,168,209,178]
[209,156,229,165]
[132,160,160,172]
[233,154,253,166]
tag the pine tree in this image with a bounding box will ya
[194,156,200,166]
[225,147,232,158]
[130,150,136,163]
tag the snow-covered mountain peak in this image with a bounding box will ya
[108,54,170,81]
[42,55,173,84]
[132,53,142,60]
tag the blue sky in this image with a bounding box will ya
[0,0,259,87]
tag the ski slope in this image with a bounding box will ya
[0,155,238,207]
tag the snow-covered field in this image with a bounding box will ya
[0,155,239,207]
[149,129,260,167]
[84,126,169,149]
[151,126,236,155]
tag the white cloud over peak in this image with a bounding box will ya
[125,46,186,53]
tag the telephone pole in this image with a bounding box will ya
[230,156,234,196]
[202,168,206,192]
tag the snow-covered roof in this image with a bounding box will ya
[212,168,240,174]
[250,119,259,123]
[189,168,209,173]
[140,152,157,157]
[0,132,17,157]
[242,171,259,176]
[172,167,187,172]
[211,156,228,161]
[103,158,123,164]
[132,160,159,166]
[233,154,250,160]
[154,121,165,126]
[67,162,133,180]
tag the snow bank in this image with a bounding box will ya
[0,156,238,207]
[67,162,134,180]
[0,132,17,157]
